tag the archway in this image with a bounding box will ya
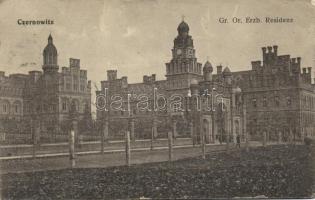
[234,120,240,143]
[216,102,226,143]
[202,119,210,144]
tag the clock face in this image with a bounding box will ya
[176,49,182,55]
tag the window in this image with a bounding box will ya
[73,84,78,91]
[287,96,292,106]
[275,96,280,106]
[3,103,8,114]
[49,53,53,64]
[252,98,257,108]
[66,83,71,90]
[62,101,67,111]
[80,85,85,92]
[50,105,56,112]
[14,104,18,114]
[263,96,267,107]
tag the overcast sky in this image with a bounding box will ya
[0,0,314,87]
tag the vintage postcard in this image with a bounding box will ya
[0,0,314,199]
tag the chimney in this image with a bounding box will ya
[152,74,156,81]
[307,67,312,74]
[217,65,222,74]
[302,68,306,74]
[70,58,80,68]
[121,76,128,88]
[267,46,272,53]
[297,57,301,64]
[107,70,117,81]
[262,47,267,65]
[273,45,278,56]
[0,71,4,77]
[251,61,261,70]
[143,75,148,83]
[88,80,91,89]
[292,58,296,63]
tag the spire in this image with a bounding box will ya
[43,34,58,72]
[48,34,53,44]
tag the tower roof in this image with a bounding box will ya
[177,20,189,34]
[223,67,232,76]
[43,34,57,55]
[203,60,213,73]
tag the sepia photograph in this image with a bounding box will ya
[0,0,314,199]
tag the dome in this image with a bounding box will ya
[177,21,189,33]
[203,61,213,73]
[42,34,58,69]
[223,67,232,76]
[43,34,57,55]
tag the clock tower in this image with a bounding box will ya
[166,20,202,92]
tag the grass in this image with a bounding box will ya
[1,145,314,199]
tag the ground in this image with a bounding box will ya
[1,144,314,199]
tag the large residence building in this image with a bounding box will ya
[96,20,315,142]
[0,35,92,139]
[233,46,315,141]
[0,20,314,143]
[96,21,247,143]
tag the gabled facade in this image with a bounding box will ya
[0,35,92,137]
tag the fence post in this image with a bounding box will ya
[189,122,194,147]
[172,120,177,139]
[69,128,76,168]
[31,119,35,158]
[125,131,131,166]
[130,118,135,142]
[150,127,154,151]
[278,131,282,144]
[168,131,173,162]
[32,121,40,158]
[101,120,109,154]
[101,126,104,154]
[245,132,249,152]
[32,122,36,158]
[263,131,267,147]
[226,132,230,153]
[201,130,206,159]
[153,118,158,138]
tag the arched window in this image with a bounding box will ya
[71,99,80,112]
[263,96,267,107]
[62,99,67,111]
[252,98,257,108]
[2,100,10,114]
